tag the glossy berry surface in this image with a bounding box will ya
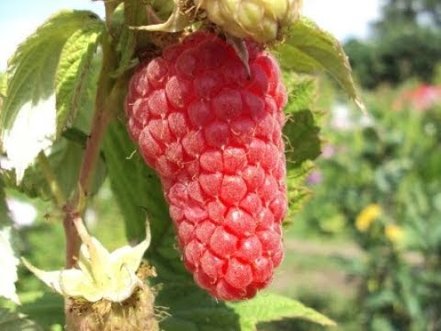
[126,32,287,300]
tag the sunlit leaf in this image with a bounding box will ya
[0,178,13,227]
[276,17,364,110]
[0,72,6,98]
[1,10,102,134]
[0,227,20,304]
[6,138,106,202]
[55,22,103,136]
[2,96,56,182]
[229,293,336,329]
[283,76,322,219]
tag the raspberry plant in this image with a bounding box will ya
[0,0,361,329]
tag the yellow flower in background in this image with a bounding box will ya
[385,224,405,245]
[355,204,382,232]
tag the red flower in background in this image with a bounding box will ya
[394,85,441,112]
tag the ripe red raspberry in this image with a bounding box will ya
[126,32,288,300]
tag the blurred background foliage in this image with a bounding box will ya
[344,0,441,89]
[265,1,441,329]
[1,0,441,330]
[290,79,441,330]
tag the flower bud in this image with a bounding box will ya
[195,0,302,43]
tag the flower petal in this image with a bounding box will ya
[103,268,141,302]
[59,269,103,302]
[110,239,150,274]
[22,258,68,296]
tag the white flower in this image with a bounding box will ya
[0,227,20,304]
[23,219,151,303]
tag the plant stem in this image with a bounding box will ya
[64,29,118,268]
[104,0,121,26]
[63,202,80,268]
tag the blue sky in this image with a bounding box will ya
[0,0,381,71]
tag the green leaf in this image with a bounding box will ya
[275,17,364,110]
[1,10,102,134]
[6,138,106,202]
[283,64,321,166]
[0,178,13,226]
[19,292,64,330]
[0,73,5,123]
[55,23,103,136]
[158,285,335,331]
[104,118,189,279]
[283,74,317,114]
[284,110,321,166]
[0,307,42,331]
[228,293,336,330]
[282,76,322,218]
[111,4,138,77]
[104,118,192,280]
[1,52,101,197]
[61,127,89,148]
[0,72,6,98]
[286,160,315,219]
[157,283,241,331]
[112,28,137,77]
[0,227,20,304]
[102,119,170,243]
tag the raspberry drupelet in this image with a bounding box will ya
[126,32,288,300]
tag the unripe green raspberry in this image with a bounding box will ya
[195,0,302,43]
